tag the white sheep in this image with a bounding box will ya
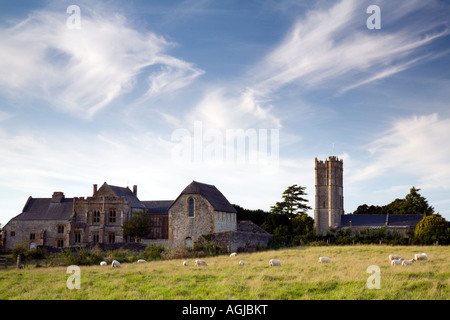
[137,259,147,263]
[390,258,404,266]
[230,252,238,257]
[388,254,402,261]
[111,260,121,268]
[318,257,332,263]
[269,259,281,267]
[183,261,189,266]
[100,261,107,266]
[402,258,416,266]
[414,253,429,261]
[239,260,245,266]
[195,259,207,266]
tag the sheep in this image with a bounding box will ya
[100,261,107,266]
[269,259,281,267]
[111,260,121,268]
[183,261,189,266]
[414,253,429,261]
[390,258,404,266]
[318,257,332,263]
[388,254,402,261]
[402,258,416,266]
[195,259,207,267]
[137,259,147,263]
[230,252,238,257]
[239,260,245,266]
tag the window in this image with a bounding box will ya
[188,198,194,218]
[185,237,193,248]
[10,231,15,237]
[93,210,100,223]
[108,233,115,244]
[93,233,99,243]
[74,231,81,243]
[30,233,35,240]
[58,225,64,233]
[109,210,116,223]
[57,239,64,248]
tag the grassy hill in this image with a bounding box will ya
[0,245,448,300]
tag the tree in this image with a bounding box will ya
[292,214,314,235]
[121,210,152,240]
[413,215,450,245]
[232,204,270,226]
[270,185,312,219]
[352,187,434,215]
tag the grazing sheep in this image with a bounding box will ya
[239,260,245,266]
[230,252,238,257]
[389,254,402,261]
[111,260,121,268]
[318,257,332,263]
[137,259,147,263]
[100,261,107,266]
[195,259,207,266]
[183,261,189,266]
[402,258,416,266]
[390,259,404,266]
[269,259,281,267]
[414,253,429,261]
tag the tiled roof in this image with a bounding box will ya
[13,197,74,221]
[107,184,146,209]
[171,181,237,213]
[340,214,424,227]
[141,200,173,214]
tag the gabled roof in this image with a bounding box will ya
[99,183,146,209]
[12,197,74,221]
[170,181,237,213]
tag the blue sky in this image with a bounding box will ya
[1,0,450,226]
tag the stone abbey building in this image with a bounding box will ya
[2,181,272,252]
[314,156,424,235]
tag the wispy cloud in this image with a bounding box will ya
[0,3,203,119]
[252,0,449,95]
[350,114,450,189]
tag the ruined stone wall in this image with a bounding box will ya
[214,211,237,233]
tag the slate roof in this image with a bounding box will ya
[340,214,424,228]
[141,200,173,214]
[170,181,237,213]
[12,197,74,221]
[107,184,146,209]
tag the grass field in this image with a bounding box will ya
[0,245,448,300]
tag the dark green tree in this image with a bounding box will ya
[121,210,152,240]
[413,215,450,245]
[270,184,312,219]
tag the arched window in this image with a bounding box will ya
[188,198,194,218]
[185,237,193,249]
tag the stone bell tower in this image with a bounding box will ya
[314,156,344,235]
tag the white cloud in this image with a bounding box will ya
[350,114,450,189]
[0,4,203,119]
[252,0,449,95]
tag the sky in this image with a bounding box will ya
[1,0,450,226]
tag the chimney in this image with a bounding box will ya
[52,192,64,203]
[93,184,98,195]
[133,185,137,196]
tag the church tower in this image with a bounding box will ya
[314,156,344,235]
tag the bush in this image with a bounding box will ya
[139,244,165,261]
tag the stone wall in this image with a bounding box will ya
[168,194,216,249]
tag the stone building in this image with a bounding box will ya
[2,180,271,252]
[314,156,424,235]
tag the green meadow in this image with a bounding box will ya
[0,245,448,300]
